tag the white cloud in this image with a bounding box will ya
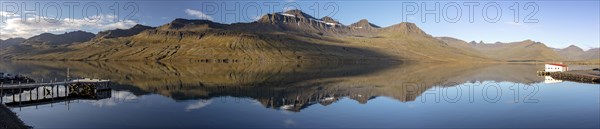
[185,99,213,111]
[284,119,296,126]
[0,14,138,39]
[283,6,299,12]
[89,91,138,107]
[185,9,214,21]
[0,11,19,17]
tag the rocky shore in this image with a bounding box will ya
[550,69,600,83]
[0,104,29,129]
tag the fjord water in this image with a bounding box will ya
[1,61,598,128]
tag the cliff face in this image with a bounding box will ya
[255,10,347,34]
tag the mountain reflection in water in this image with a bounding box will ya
[1,61,546,111]
[2,61,598,128]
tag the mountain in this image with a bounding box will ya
[439,37,567,62]
[0,31,95,59]
[95,24,155,39]
[158,18,226,31]
[350,19,380,29]
[442,38,600,61]
[382,22,427,36]
[469,40,563,61]
[0,38,25,47]
[436,37,485,56]
[0,10,493,62]
[22,31,95,46]
[554,45,599,61]
[557,45,586,60]
[320,16,340,24]
[582,48,600,59]
[2,9,592,62]
[255,9,347,34]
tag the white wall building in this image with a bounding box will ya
[545,64,568,72]
[544,76,564,83]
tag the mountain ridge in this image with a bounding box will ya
[1,10,597,62]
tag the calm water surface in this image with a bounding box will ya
[1,61,598,128]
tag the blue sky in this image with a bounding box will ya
[1,0,598,49]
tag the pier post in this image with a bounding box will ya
[18,82,21,106]
[42,85,45,99]
[35,87,39,101]
[50,79,54,101]
[1,82,3,103]
[64,79,68,106]
[67,68,70,81]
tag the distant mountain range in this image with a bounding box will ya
[22,31,96,46]
[0,9,598,62]
[437,37,598,62]
[0,38,25,47]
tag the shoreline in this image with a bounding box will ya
[550,70,600,83]
[0,104,30,129]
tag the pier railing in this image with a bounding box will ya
[1,78,112,109]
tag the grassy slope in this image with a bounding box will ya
[8,27,492,62]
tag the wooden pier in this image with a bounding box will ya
[0,79,110,90]
[1,79,111,108]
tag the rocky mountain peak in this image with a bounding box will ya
[562,45,584,52]
[283,9,315,19]
[95,24,155,39]
[384,22,426,36]
[160,18,224,30]
[350,19,381,29]
[468,41,477,45]
[131,24,153,29]
[170,18,215,26]
[321,16,337,23]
